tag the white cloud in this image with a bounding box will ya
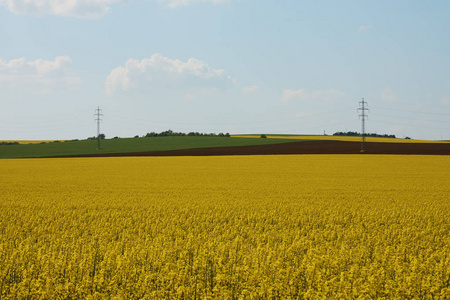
[0,0,231,17]
[380,88,396,103]
[441,97,450,106]
[0,56,80,88]
[0,0,122,18]
[105,53,233,95]
[282,89,307,101]
[295,111,313,118]
[282,88,345,102]
[358,25,374,33]
[242,85,258,94]
[157,0,231,8]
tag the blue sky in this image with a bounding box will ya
[1,0,449,140]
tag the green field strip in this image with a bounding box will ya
[0,136,304,159]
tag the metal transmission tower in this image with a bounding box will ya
[94,107,103,150]
[357,99,369,152]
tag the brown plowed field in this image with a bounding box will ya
[68,140,450,157]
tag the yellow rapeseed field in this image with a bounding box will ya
[1,155,449,299]
[0,140,63,144]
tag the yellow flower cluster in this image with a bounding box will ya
[1,155,449,299]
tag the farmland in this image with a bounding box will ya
[0,136,301,159]
[235,134,450,144]
[1,135,449,159]
[1,155,449,299]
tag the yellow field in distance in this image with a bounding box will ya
[1,155,449,299]
[0,140,64,144]
[234,135,449,143]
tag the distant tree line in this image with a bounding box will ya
[87,131,231,140]
[144,129,230,138]
[87,134,106,140]
[333,131,397,138]
[0,141,19,146]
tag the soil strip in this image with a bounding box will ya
[57,140,450,158]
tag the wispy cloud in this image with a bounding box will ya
[0,0,232,17]
[282,88,345,102]
[0,0,123,18]
[105,53,234,95]
[242,85,259,94]
[441,96,450,106]
[157,0,231,8]
[358,25,375,33]
[295,111,313,118]
[380,88,397,103]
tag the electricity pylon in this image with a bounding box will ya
[358,99,369,153]
[94,107,103,150]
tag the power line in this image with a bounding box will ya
[373,114,449,124]
[372,118,450,131]
[106,109,355,127]
[372,106,450,116]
